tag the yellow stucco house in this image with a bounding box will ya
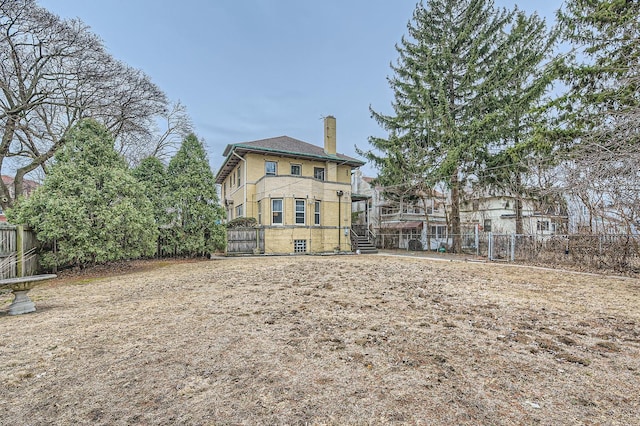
[215,116,365,254]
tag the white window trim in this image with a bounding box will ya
[257,200,262,225]
[314,167,325,181]
[314,200,321,226]
[295,199,306,225]
[265,161,277,176]
[272,198,283,225]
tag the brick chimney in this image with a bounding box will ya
[324,115,336,155]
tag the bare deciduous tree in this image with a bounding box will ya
[0,0,180,208]
[557,0,640,234]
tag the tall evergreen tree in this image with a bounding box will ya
[559,0,640,131]
[8,119,158,269]
[166,134,225,256]
[133,156,172,254]
[478,11,559,234]
[365,0,514,252]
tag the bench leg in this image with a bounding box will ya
[8,289,36,315]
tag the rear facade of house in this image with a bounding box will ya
[215,116,364,254]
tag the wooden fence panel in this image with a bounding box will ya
[227,228,264,255]
[22,228,39,275]
[0,225,39,278]
[0,226,17,278]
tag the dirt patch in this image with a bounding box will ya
[1,254,639,424]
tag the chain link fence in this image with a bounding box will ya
[375,229,640,274]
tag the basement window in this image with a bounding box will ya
[294,239,307,253]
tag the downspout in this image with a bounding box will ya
[232,151,247,217]
[337,190,344,251]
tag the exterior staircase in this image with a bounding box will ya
[351,227,378,254]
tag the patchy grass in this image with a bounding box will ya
[1,255,640,425]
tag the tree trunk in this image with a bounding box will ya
[0,115,19,209]
[515,174,523,235]
[420,196,432,251]
[515,197,523,235]
[450,170,461,253]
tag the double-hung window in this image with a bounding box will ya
[295,199,305,225]
[314,201,321,225]
[265,161,277,176]
[257,200,262,225]
[314,167,325,181]
[291,164,301,176]
[272,199,283,225]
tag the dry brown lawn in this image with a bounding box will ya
[1,254,640,425]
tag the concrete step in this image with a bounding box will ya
[353,237,378,254]
[357,248,379,254]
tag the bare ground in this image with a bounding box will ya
[1,254,640,425]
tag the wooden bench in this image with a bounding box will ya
[0,274,57,315]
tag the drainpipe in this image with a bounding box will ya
[337,190,344,251]
[232,151,247,217]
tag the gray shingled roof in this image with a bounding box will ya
[216,135,364,183]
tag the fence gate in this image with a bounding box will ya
[226,227,264,255]
[488,233,515,261]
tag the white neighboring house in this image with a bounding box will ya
[351,171,448,250]
[351,170,378,232]
[352,172,570,250]
[460,195,568,237]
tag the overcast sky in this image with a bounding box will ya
[37,1,561,176]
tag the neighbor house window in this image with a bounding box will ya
[291,164,301,176]
[272,199,283,225]
[237,165,241,186]
[537,220,549,231]
[483,219,492,233]
[265,161,277,176]
[314,201,321,225]
[235,204,243,218]
[430,225,446,239]
[294,239,307,253]
[473,200,479,211]
[295,199,305,225]
[314,167,325,181]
